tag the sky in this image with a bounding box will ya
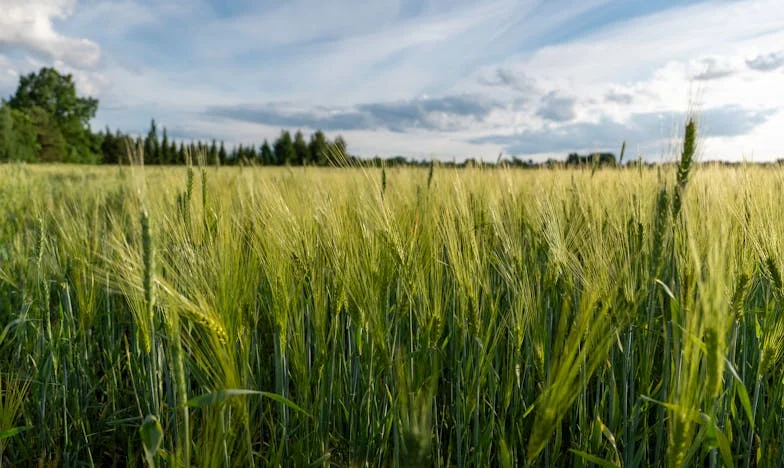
[0,0,782,162]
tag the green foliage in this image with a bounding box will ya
[218,141,227,165]
[273,130,295,165]
[293,130,310,165]
[260,139,274,165]
[144,119,159,164]
[566,152,617,166]
[9,68,97,127]
[25,105,68,162]
[160,127,170,164]
[139,415,163,467]
[0,104,39,162]
[8,67,99,162]
[99,127,125,164]
[308,130,329,165]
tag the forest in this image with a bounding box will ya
[0,67,354,166]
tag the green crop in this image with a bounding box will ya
[0,149,783,466]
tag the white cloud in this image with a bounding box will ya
[444,0,784,160]
[536,92,576,122]
[0,55,20,93]
[0,0,101,68]
[518,0,784,83]
[2,0,783,161]
[51,60,108,96]
[746,50,784,72]
[690,56,738,81]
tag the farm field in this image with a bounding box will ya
[2,159,784,466]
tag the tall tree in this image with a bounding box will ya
[218,141,227,165]
[260,140,273,165]
[273,130,295,166]
[293,130,310,165]
[26,106,68,162]
[8,67,99,162]
[209,139,218,164]
[144,119,158,164]
[0,103,40,162]
[161,127,170,164]
[169,138,178,164]
[99,126,119,164]
[308,130,329,165]
[178,141,186,164]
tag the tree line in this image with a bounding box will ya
[2,67,645,168]
[0,67,354,166]
[100,119,350,166]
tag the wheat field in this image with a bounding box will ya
[1,157,784,466]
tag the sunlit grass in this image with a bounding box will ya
[1,153,783,466]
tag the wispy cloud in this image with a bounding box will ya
[209,94,501,132]
[473,105,776,157]
[1,0,783,160]
[692,57,736,81]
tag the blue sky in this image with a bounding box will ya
[1,0,783,161]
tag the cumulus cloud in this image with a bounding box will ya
[605,90,633,104]
[473,115,658,155]
[536,91,576,122]
[0,0,100,68]
[697,105,776,138]
[208,94,501,132]
[746,51,784,72]
[50,60,109,97]
[2,0,782,161]
[472,105,775,156]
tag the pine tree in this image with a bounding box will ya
[144,119,158,164]
[170,139,178,164]
[99,125,118,164]
[260,140,273,165]
[273,130,295,165]
[308,130,329,165]
[218,141,227,165]
[293,130,310,165]
[235,144,243,164]
[209,139,218,164]
[161,127,170,164]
